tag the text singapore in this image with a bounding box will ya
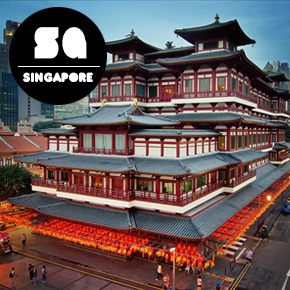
[23,72,93,83]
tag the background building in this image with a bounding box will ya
[55,97,89,119]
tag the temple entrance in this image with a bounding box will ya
[162,86,175,97]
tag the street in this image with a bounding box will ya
[233,209,290,290]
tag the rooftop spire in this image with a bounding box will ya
[130,29,135,37]
[215,13,220,23]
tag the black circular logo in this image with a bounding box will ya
[9,7,107,105]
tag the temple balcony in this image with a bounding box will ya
[73,147,133,156]
[89,90,259,109]
[250,143,272,151]
[269,153,289,165]
[31,170,256,214]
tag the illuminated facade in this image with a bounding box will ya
[11,16,290,262]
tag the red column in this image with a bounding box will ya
[66,136,70,152]
[186,138,190,156]
[195,138,198,155]
[47,137,50,150]
[56,136,59,151]
[227,126,231,151]
[176,138,180,158]
[146,138,149,156]
[160,138,164,157]
[125,131,129,155]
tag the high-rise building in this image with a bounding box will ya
[41,103,54,118]
[54,97,89,119]
[0,72,18,131]
[0,43,9,73]
[3,20,20,47]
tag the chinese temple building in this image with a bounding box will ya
[5,15,290,265]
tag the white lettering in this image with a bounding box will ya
[35,27,59,59]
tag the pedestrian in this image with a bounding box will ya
[216,278,221,290]
[156,263,163,280]
[21,233,27,246]
[29,264,34,282]
[41,265,47,283]
[162,273,170,289]
[9,267,17,287]
[197,274,202,290]
[246,249,253,261]
[32,268,37,286]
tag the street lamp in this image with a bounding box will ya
[170,247,176,290]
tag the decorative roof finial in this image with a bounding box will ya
[215,13,220,22]
[132,98,138,106]
[268,65,271,71]
[101,99,107,107]
[130,29,135,37]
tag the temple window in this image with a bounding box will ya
[245,85,249,95]
[162,182,173,194]
[218,77,225,91]
[218,136,225,150]
[253,135,256,144]
[228,43,234,52]
[118,53,129,61]
[137,85,145,97]
[185,80,192,92]
[197,175,206,188]
[238,136,242,148]
[199,78,210,92]
[112,178,123,192]
[101,86,106,97]
[182,180,192,193]
[204,41,218,50]
[61,171,69,181]
[95,134,112,149]
[91,176,103,188]
[149,86,157,97]
[231,78,236,90]
[115,134,126,150]
[258,134,261,144]
[48,170,54,180]
[125,84,131,96]
[137,180,153,191]
[83,133,92,149]
[266,134,268,142]
[230,169,235,178]
[244,135,248,147]
[244,165,248,173]
[231,136,236,150]
[112,85,120,97]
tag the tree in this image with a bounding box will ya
[165,41,175,49]
[32,121,61,132]
[0,165,37,197]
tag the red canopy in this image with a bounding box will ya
[0,232,10,242]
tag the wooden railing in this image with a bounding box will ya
[32,172,256,207]
[269,154,289,162]
[73,147,132,156]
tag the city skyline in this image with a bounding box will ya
[0,1,289,70]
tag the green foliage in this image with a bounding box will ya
[32,121,61,132]
[165,41,175,49]
[0,165,36,197]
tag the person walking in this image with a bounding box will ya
[216,278,221,290]
[41,265,47,283]
[32,268,37,286]
[10,267,17,287]
[156,263,163,280]
[246,249,253,261]
[29,264,34,283]
[197,274,202,290]
[162,274,170,289]
[21,233,27,246]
